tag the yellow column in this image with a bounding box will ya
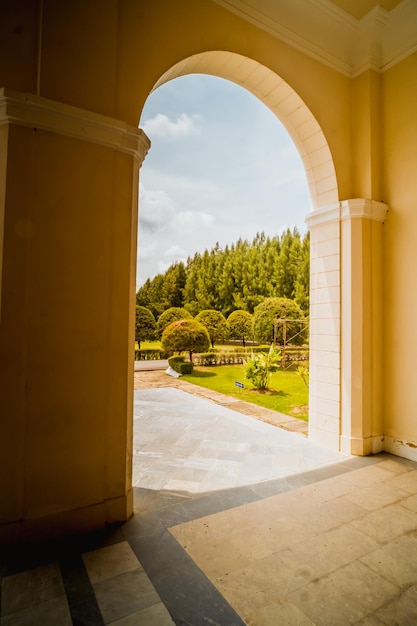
[340,199,388,455]
[0,88,149,542]
[307,199,387,455]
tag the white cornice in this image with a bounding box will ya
[340,199,388,222]
[0,88,150,164]
[306,203,341,228]
[306,199,389,227]
[212,0,417,77]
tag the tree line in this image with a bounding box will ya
[136,228,309,318]
[136,298,308,352]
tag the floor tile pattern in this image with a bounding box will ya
[1,380,417,625]
[1,562,72,625]
[170,458,417,625]
[133,388,343,494]
[82,542,174,625]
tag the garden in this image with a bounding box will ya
[136,296,310,421]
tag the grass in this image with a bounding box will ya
[139,340,163,350]
[137,341,270,352]
[182,364,309,421]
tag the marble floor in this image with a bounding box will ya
[133,387,343,494]
[1,380,417,625]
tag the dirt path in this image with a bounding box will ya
[134,369,308,436]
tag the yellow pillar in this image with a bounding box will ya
[340,199,388,455]
[0,88,149,542]
[307,199,387,455]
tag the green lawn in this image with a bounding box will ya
[138,340,162,350]
[182,365,309,421]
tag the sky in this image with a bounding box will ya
[137,74,311,289]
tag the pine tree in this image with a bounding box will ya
[136,229,310,319]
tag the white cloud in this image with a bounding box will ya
[165,245,187,257]
[142,168,223,201]
[142,113,201,139]
[177,211,214,227]
[138,183,176,233]
[136,74,311,289]
[137,240,157,260]
[157,260,172,275]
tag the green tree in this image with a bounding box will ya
[161,319,210,362]
[162,262,186,308]
[294,231,310,314]
[183,252,201,315]
[252,297,306,345]
[244,344,281,390]
[157,307,192,338]
[135,306,156,347]
[195,309,229,348]
[136,274,166,318]
[137,229,310,318]
[227,310,253,346]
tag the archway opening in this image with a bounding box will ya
[137,72,310,291]
[133,52,341,492]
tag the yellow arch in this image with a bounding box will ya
[151,51,338,210]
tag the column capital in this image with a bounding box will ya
[306,198,389,228]
[305,203,340,228]
[340,199,388,222]
[0,87,150,164]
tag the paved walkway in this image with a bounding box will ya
[1,370,417,625]
[134,359,169,372]
[134,368,309,436]
[133,386,341,494]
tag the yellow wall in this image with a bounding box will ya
[120,0,352,199]
[382,52,417,445]
[351,70,383,200]
[0,0,352,197]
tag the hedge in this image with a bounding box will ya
[194,352,246,366]
[135,348,167,360]
[168,355,194,375]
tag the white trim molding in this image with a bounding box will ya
[0,88,150,164]
[212,0,417,77]
[306,199,389,228]
[340,434,385,457]
[305,202,341,228]
[340,199,389,222]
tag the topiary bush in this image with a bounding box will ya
[136,306,156,347]
[195,309,229,348]
[179,361,193,374]
[227,310,253,345]
[157,307,193,338]
[162,318,210,362]
[168,355,194,375]
[252,297,307,345]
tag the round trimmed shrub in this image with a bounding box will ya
[161,318,210,362]
[157,307,192,338]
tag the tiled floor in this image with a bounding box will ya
[133,387,341,493]
[170,458,417,624]
[1,371,417,625]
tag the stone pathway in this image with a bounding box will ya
[134,369,309,436]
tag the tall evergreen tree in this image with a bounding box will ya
[136,228,310,319]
